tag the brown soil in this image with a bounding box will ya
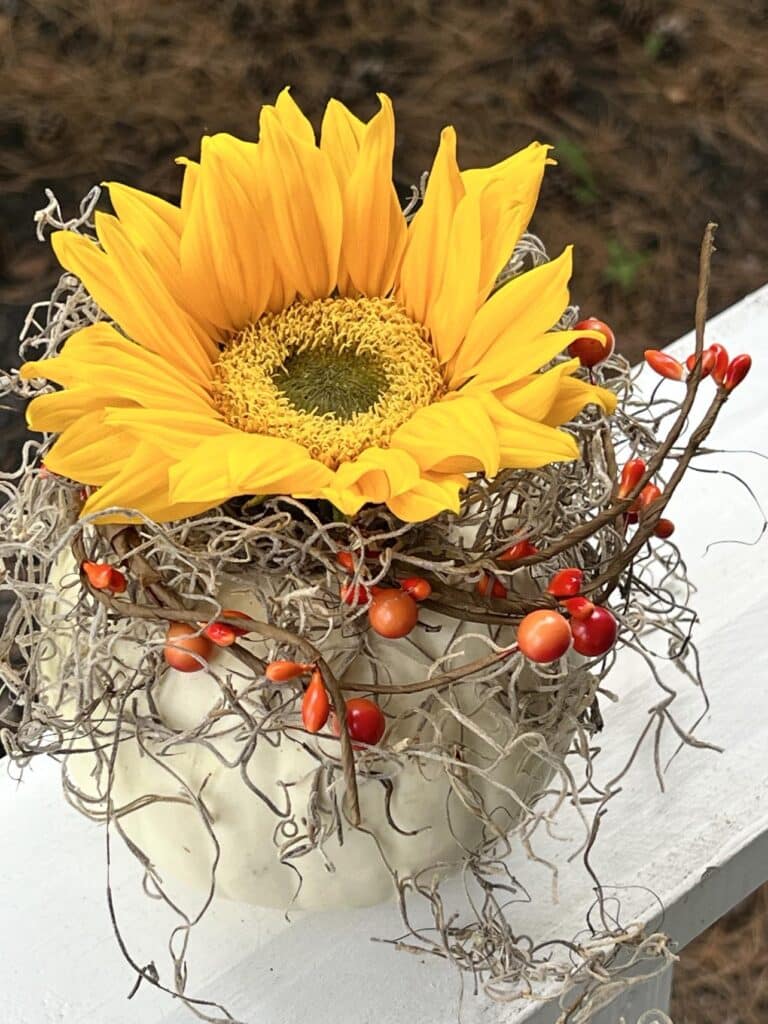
[1,1,767,1017]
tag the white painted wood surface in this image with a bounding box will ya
[2,284,767,1024]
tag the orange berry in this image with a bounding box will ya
[301,669,330,733]
[400,576,432,601]
[82,561,113,590]
[368,589,419,639]
[644,349,685,381]
[163,622,213,673]
[265,660,313,682]
[517,610,572,663]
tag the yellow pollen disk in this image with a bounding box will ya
[211,297,445,468]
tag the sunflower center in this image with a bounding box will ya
[212,297,444,467]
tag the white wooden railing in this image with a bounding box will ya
[2,284,767,1024]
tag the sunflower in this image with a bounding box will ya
[22,90,616,524]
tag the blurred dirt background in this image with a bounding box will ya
[0,1,767,1019]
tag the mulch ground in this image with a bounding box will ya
[1,2,767,1018]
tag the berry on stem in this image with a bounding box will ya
[498,540,538,563]
[547,567,584,598]
[570,606,617,657]
[301,668,330,733]
[567,318,616,368]
[724,354,752,392]
[400,576,432,601]
[82,561,126,594]
[266,660,314,682]
[638,483,662,511]
[341,582,370,606]
[654,518,675,539]
[562,596,595,620]
[203,609,250,646]
[476,573,507,600]
[517,610,572,663]
[644,349,686,381]
[618,458,646,499]
[332,698,386,746]
[685,349,716,378]
[163,621,213,673]
[708,344,729,384]
[368,589,419,639]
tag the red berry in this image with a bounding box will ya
[568,318,616,368]
[618,458,646,499]
[476,573,507,600]
[562,596,595,621]
[708,344,729,384]
[333,698,386,746]
[570,606,617,657]
[341,582,370,606]
[547,567,583,598]
[644,349,686,381]
[498,540,538,563]
[203,609,250,646]
[638,483,662,511]
[685,349,716,379]
[337,550,362,573]
[400,576,432,601]
[164,622,213,673]
[82,561,114,590]
[654,518,675,539]
[368,589,419,639]
[107,568,127,594]
[724,354,752,392]
[301,669,330,733]
[517,610,572,664]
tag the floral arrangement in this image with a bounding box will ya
[0,90,752,1020]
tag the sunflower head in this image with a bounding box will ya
[21,88,616,524]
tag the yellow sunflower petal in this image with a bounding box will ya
[22,322,214,414]
[102,408,233,457]
[52,225,215,383]
[481,397,580,467]
[462,143,552,306]
[390,395,500,476]
[169,433,333,505]
[426,190,483,364]
[274,87,316,145]
[176,157,199,219]
[81,442,216,524]
[448,246,573,387]
[465,324,607,393]
[179,134,274,331]
[395,126,464,325]
[478,358,580,421]
[258,105,342,300]
[387,471,465,522]
[325,446,422,506]
[542,376,618,426]
[320,98,366,186]
[337,94,407,298]
[25,388,131,433]
[43,411,134,485]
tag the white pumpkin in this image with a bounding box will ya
[42,552,595,911]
